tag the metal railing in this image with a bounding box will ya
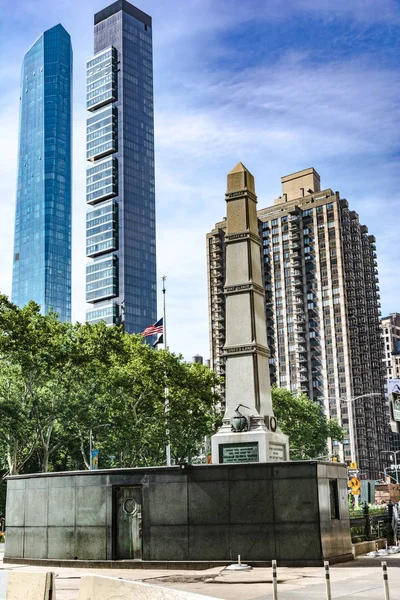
[350,503,391,542]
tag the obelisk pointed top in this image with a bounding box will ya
[227,162,256,195]
[229,162,250,174]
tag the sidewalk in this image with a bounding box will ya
[2,545,400,599]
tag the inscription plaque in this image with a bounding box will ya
[219,442,259,464]
[268,442,286,461]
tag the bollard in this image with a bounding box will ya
[382,561,391,598]
[324,561,332,600]
[272,559,278,600]
[382,562,390,600]
[226,553,251,571]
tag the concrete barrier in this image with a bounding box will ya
[0,572,7,598]
[78,575,219,600]
[352,539,386,557]
[0,571,55,599]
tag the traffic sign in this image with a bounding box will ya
[352,490,360,495]
[348,477,361,493]
[349,461,357,470]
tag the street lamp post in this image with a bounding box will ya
[322,393,383,506]
[322,393,382,467]
[89,429,93,469]
[384,467,398,484]
[342,393,382,469]
[381,450,400,485]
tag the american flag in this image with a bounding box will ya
[141,317,164,337]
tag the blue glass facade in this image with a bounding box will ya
[85,1,157,333]
[12,25,72,322]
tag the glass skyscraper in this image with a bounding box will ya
[12,24,72,322]
[85,0,157,333]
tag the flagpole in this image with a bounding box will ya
[162,275,167,350]
[162,275,171,467]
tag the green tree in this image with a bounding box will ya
[272,386,344,460]
[58,320,126,469]
[0,363,37,476]
[0,296,64,475]
[0,297,122,473]
[97,337,221,468]
[164,355,221,463]
[0,294,222,473]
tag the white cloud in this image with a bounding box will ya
[154,52,400,359]
[1,0,399,362]
[293,0,400,23]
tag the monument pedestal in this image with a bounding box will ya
[212,418,289,464]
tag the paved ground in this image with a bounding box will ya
[2,545,400,599]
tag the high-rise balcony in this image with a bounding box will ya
[86,201,118,258]
[86,105,118,161]
[87,46,118,111]
[86,255,118,303]
[86,156,118,205]
[297,344,308,355]
[86,301,119,326]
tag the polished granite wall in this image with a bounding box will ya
[5,462,352,564]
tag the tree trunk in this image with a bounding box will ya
[40,422,54,472]
[79,435,90,470]
[7,441,19,476]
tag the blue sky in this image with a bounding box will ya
[0,0,399,360]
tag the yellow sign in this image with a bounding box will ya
[352,489,360,496]
[348,477,361,491]
[349,461,357,470]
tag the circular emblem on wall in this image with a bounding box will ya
[123,497,138,516]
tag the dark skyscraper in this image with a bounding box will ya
[86,0,157,332]
[12,24,72,321]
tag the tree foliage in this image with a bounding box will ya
[0,294,343,476]
[272,386,344,460]
[0,295,221,476]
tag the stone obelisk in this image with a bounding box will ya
[211,163,289,464]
